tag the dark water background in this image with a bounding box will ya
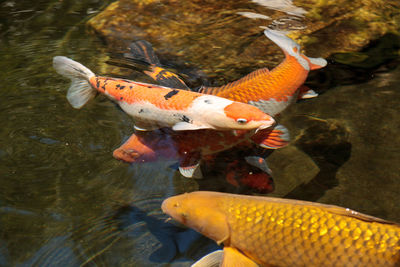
[1,0,400,266]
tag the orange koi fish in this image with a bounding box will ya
[198,29,327,116]
[113,125,288,178]
[162,191,400,267]
[52,56,275,132]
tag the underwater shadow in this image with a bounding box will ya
[284,119,352,201]
[112,204,219,263]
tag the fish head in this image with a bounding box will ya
[190,96,275,131]
[162,192,230,244]
[223,102,275,131]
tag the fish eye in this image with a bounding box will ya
[236,118,247,124]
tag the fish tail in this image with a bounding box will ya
[263,29,327,70]
[53,56,96,109]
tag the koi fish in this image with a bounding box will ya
[198,29,327,116]
[162,191,400,267]
[113,125,289,178]
[52,56,275,132]
[203,155,275,194]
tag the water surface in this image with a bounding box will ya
[1,0,399,266]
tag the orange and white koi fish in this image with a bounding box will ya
[198,29,327,116]
[113,125,288,178]
[53,56,275,132]
[162,191,400,267]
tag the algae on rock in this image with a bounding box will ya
[87,0,400,81]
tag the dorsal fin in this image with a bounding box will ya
[126,40,161,66]
[202,192,400,226]
[199,68,270,95]
[322,205,399,225]
[144,66,190,90]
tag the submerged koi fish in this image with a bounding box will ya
[53,56,275,132]
[162,191,400,267]
[113,125,288,178]
[203,154,275,194]
[112,130,275,192]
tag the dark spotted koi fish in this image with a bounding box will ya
[52,57,275,132]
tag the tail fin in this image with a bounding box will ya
[264,29,327,71]
[53,56,96,109]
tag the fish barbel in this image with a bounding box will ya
[162,191,400,266]
[52,57,275,132]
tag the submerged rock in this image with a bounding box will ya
[87,0,400,81]
[268,64,400,222]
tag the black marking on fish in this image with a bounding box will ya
[102,80,107,91]
[164,89,179,100]
[147,85,153,88]
[204,99,212,104]
[120,86,125,90]
[139,109,144,113]
[96,78,100,89]
[129,86,133,89]
[116,84,120,88]
[157,70,168,80]
[120,97,123,100]
[181,115,192,123]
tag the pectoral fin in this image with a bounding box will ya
[173,121,215,131]
[179,153,203,178]
[221,247,259,267]
[134,121,160,131]
[245,156,272,175]
[308,57,327,70]
[251,124,290,149]
[191,250,224,267]
[298,85,318,100]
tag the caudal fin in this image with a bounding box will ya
[264,29,327,70]
[53,56,96,109]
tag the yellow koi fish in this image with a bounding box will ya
[162,191,400,266]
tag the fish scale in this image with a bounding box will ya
[223,196,400,266]
[201,56,308,115]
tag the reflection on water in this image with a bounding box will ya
[1,0,399,266]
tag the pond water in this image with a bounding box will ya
[1,0,400,266]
